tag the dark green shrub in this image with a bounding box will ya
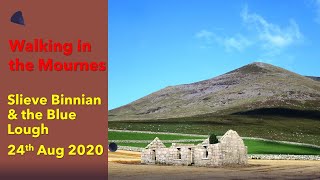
[209,133,219,144]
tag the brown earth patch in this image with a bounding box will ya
[108,150,320,180]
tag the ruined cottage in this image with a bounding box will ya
[141,130,248,167]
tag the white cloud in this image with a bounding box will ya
[313,0,320,24]
[222,35,252,52]
[241,5,302,50]
[195,30,214,48]
[195,30,251,51]
[195,5,303,54]
[195,30,214,40]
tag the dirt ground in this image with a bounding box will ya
[108,150,320,180]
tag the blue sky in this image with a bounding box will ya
[109,0,320,110]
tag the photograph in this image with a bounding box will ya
[108,0,320,179]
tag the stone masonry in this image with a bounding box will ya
[141,130,248,167]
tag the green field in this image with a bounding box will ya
[115,143,175,148]
[109,131,204,140]
[108,131,320,155]
[109,115,320,146]
[244,139,320,155]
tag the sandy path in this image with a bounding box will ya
[108,150,320,180]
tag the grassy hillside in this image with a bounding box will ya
[109,115,320,146]
[109,131,204,140]
[306,76,320,82]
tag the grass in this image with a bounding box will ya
[109,131,320,155]
[109,115,320,146]
[244,139,320,155]
[108,131,204,140]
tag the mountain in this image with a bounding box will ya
[306,76,320,82]
[109,62,320,121]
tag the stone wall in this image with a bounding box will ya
[141,149,156,164]
[142,144,196,166]
[141,130,248,167]
[169,144,194,166]
[219,130,248,165]
[194,143,223,167]
[155,148,169,164]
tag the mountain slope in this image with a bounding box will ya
[109,62,320,121]
[306,76,320,82]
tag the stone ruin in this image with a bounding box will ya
[141,130,248,167]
